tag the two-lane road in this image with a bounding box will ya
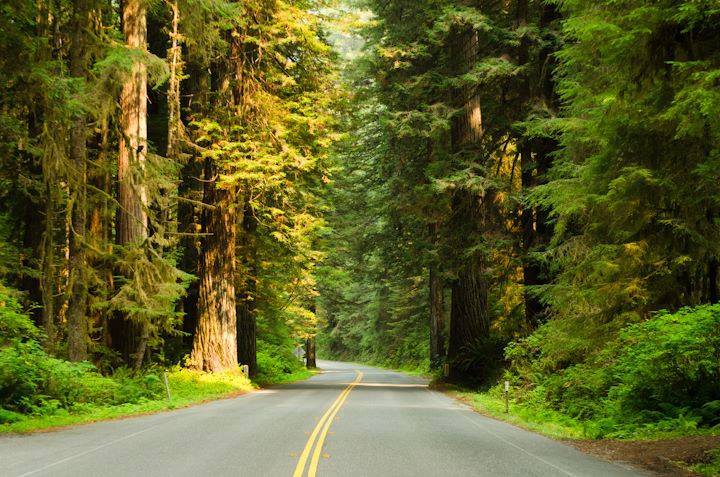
[1,361,646,476]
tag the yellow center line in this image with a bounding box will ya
[292,371,363,477]
[307,371,362,477]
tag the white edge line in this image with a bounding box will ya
[426,388,579,477]
[14,390,267,477]
[14,425,161,477]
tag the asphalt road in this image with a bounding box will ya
[1,360,647,477]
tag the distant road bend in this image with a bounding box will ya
[1,361,646,477]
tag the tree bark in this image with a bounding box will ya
[305,336,317,369]
[67,0,92,362]
[236,198,258,376]
[709,258,718,304]
[449,257,489,357]
[521,1,559,328]
[36,0,57,350]
[189,158,238,372]
[429,222,445,365]
[118,0,148,245]
[112,0,149,366]
[236,294,257,376]
[446,22,490,380]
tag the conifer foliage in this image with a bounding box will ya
[318,0,720,413]
[0,0,334,375]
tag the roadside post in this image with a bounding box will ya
[293,345,305,362]
[163,372,172,403]
[504,380,510,414]
[240,364,250,377]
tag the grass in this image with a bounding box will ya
[1,366,312,434]
[448,387,587,440]
[256,367,314,386]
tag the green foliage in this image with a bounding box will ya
[506,304,720,438]
[0,287,163,416]
[256,340,304,383]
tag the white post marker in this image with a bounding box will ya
[504,380,510,414]
[163,372,172,403]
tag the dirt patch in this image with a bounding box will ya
[566,436,720,476]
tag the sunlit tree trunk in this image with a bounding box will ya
[114,0,149,366]
[189,158,238,372]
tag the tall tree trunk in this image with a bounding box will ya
[521,1,559,328]
[90,121,114,349]
[517,0,540,328]
[36,0,57,350]
[40,180,57,348]
[236,293,257,376]
[428,223,445,365]
[189,158,238,372]
[446,22,490,380]
[236,199,258,376]
[305,336,317,369]
[113,0,149,366]
[166,0,183,161]
[449,257,489,357]
[67,0,91,362]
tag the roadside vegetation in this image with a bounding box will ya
[319,1,720,475]
[0,0,329,434]
[0,285,309,433]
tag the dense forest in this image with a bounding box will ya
[318,0,720,440]
[1,0,335,422]
[0,0,719,450]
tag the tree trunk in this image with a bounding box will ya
[521,1,559,328]
[709,258,718,304]
[40,180,57,348]
[236,199,258,377]
[189,158,238,372]
[429,222,445,366]
[36,0,57,350]
[67,0,92,362]
[118,0,148,245]
[112,0,149,366]
[446,22,490,380]
[448,257,489,357]
[236,296,257,376]
[305,336,317,369]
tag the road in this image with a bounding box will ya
[1,361,646,477]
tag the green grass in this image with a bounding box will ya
[449,388,587,440]
[1,366,313,434]
[255,367,314,386]
[447,386,720,441]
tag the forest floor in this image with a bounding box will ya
[1,367,312,435]
[569,437,720,477]
[443,387,720,477]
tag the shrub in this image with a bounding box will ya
[0,284,161,415]
[256,340,304,382]
[507,303,720,437]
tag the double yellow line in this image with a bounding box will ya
[293,371,363,477]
